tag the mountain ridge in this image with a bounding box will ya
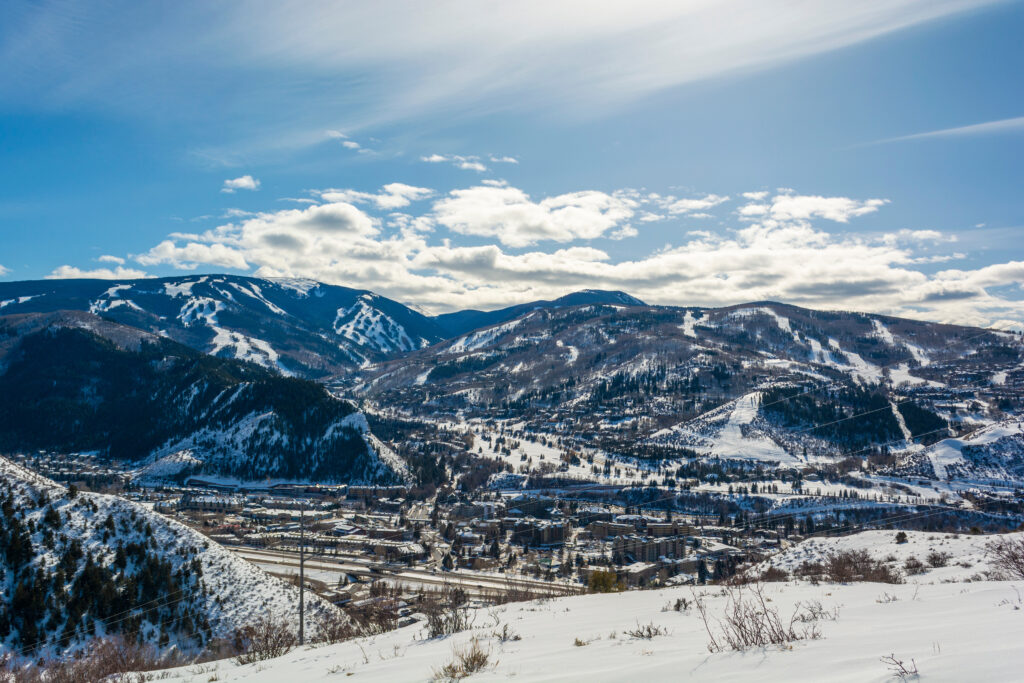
[0,311,405,484]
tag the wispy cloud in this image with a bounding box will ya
[868,115,1024,145]
[5,1,995,148]
[421,154,491,172]
[326,130,369,152]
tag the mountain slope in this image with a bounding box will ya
[0,275,447,377]
[433,289,646,337]
[896,417,1024,483]
[0,455,337,656]
[358,301,1021,469]
[0,311,405,483]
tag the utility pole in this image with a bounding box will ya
[299,500,305,646]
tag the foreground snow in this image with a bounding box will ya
[752,529,1024,583]
[149,578,1023,681]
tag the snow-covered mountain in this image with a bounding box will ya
[0,311,406,484]
[358,300,1023,478]
[0,455,338,657]
[433,289,646,337]
[0,275,447,377]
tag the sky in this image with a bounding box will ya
[1,0,1022,327]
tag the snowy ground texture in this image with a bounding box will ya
[145,531,1024,682]
[751,529,1024,583]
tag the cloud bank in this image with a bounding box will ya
[80,182,1021,328]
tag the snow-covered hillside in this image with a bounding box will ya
[142,538,1024,681]
[0,456,338,657]
[650,392,798,465]
[751,529,1024,583]
[0,275,446,377]
[0,314,405,484]
[910,418,1024,483]
[360,301,1020,477]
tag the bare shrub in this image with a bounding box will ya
[313,610,360,645]
[423,586,476,639]
[797,600,840,622]
[986,537,1024,579]
[0,636,184,683]
[881,652,919,679]
[694,584,831,652]
[432,638,491,682]
[903,556,926,576]
[573,637,588,647]
[349,600,399,636]
[232,617,298,665]
[623,622,669,639]
[491,624,521,643]
[759,566,790,582]
[818,550,903,584]
[926,551,951,568]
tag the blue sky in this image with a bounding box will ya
[1,0,1022,326]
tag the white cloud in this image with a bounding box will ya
[740,193,888,223]
[0,265,9,276]
[115,183,1024,326]
[97,255,125,264]
[421,154,493,172]
[47,265,149,279]
[432,185,637,247]
[320,183,434,210]
[658,193,729,214]
[221,175,261,193]
[136,241,251,270]
[341,140,360,149]
[489,155,518,164]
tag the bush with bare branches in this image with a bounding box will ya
[986,536,1024,579]
[232,617,298,665]
[694,584,832,652]
[624,621,669,639]
[0,636,185,683]
[432,638,491,682]
[759,566,790,582]
[881,652,919,679]
[795,550,903,584]
[423,586,476,639]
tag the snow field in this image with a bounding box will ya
[146,575,1024,682]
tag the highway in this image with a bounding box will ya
[230,547,582,600]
